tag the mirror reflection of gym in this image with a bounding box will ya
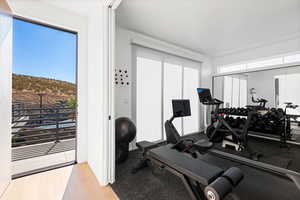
[212,65,300,172]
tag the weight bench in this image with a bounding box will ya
[146,145,243,200]
[131,141,161,174]
[132,137,213,174]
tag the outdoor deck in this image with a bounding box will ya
[12,139,75,161]
[12,139,76,176]
[12,103,77,175]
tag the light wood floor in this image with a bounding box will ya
[1,163,119,200]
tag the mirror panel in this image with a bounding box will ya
[213,65,300,142]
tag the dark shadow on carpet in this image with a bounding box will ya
[112,136,300,200]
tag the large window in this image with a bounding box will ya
[218,52,300,74]
[12,18,77,176]
[134,46,201,142]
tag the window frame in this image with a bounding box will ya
[217,52,300,75]
[132,45,202,143]
[11,16,79,178]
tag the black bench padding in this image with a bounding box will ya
[147,145,224,185]
[136,141,159,151]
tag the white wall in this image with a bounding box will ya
[115,27,132,118]
[214,35,300,69]
[115,27,213,130]
[86,6,107,184]
[8,0,113,185]
[247,66,300,107]
[0,12,12,196]
[247,71,276,107]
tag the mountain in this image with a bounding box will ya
[12,74,76,105]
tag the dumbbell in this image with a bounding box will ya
[254,119,266,132]
[236,117,243,127]
[205,167,244,200]
[228,117,235,126]
[241,108,248,116]
[277,108,284,119]
[226,108,231,114]
[231,118,239,128]
[225,116,230,122]
[231,108,237,115]
[238,118,247,129]
[223,108,229,114]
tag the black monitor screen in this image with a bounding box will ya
[172,100,191,117]
[197,88,212,102]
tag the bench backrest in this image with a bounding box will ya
[148,145,224,185]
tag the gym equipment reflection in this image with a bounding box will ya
[210,65,300,184]
[213,65,300,144]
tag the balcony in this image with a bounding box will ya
[12,103,76,176]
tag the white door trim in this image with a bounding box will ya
[103,0,121,184]
[0,9,12,197]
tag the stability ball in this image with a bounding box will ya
[115,117,136,164]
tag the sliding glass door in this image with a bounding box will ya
[134,45,201,142]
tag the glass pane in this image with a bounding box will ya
[232,77,240,107]
[136,57,162,142]
[219,64,246,73]
[12,19,77,175]
[282,73,300,116]
[284,54,300,63]
[247,57,283,69]
[224,76,232,108]
[163,63,183,136]
[183,67,199,134]
[276,75,287,107]
[239,78,247,107]
[214,77,224,101]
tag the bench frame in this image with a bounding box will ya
[150,157,206,200]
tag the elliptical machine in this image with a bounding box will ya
[197,88,261,160]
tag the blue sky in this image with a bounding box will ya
[13,19,77,84]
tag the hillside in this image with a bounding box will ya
[13,74,76,105]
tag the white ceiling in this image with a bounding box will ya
[42,0,103,16]
[8,0,103,16]
[116,0,300,57]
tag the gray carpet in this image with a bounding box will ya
[211,136,300,172]
[112,149,300,200]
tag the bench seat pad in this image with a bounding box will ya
[148,144,224,185]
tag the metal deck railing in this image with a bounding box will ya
[12,104,76,161]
